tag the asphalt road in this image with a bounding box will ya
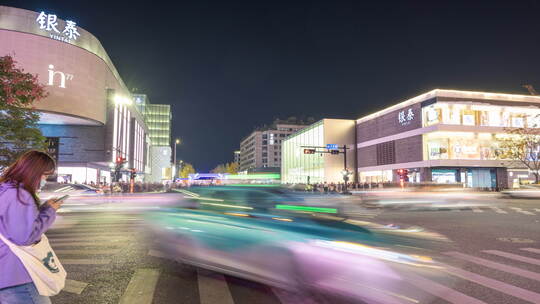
[47,193,540,304]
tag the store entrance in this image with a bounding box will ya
[432,167,497,189]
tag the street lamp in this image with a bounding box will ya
[173,138,181,180]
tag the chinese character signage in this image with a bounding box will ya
[36,11,80,43]
[398,108,415,126]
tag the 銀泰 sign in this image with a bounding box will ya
[398,108,415,126]
[36,11,80,43]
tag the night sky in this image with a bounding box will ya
[4,0,540,171]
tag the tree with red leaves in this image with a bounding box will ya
[0,55,49,169]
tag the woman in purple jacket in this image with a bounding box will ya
[0,151,63,304]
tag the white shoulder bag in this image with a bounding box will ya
[0,233,66,296]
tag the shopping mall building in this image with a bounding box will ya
[357,89,540,189]
[0,6,152,183]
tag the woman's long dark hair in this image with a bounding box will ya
[0,150,56,205]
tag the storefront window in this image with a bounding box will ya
[425,132,501,160]
[422,103,540,128]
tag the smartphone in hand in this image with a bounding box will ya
[55,195,70,202]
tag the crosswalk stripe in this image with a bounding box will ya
[483,250,540,266]
[535,209,540,212]
[444,265,540,303]
[48,232,134,237]
[50,240,128,247]
[405,272,486,304]
[443,251,540,281]
[489,206,508,214]
[55,249,121,255]
[48,237,132,242]
[521,248,540,254]
[509,207,535,215]
[63,279,88,294]
[61,258,112,265]
[148,249,170,259]
[197,269,235,304]
[472,207,484,213]
[118,268,160,304]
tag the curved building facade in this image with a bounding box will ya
[0,6,151,183]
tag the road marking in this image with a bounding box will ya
[148,249,170,259]
[55,249,122,255]
[48,237,132,243]
[118,268,160,304]
[535,208,540,213]
[197,269,235,304]
[50,240,128,247]
[63,279,88,294]
[489,206,508,214]
[483,250,540,266]
[444,265,540,303]
[405,272,486,304]
[509,207,535,215]
[521,248,540,254]
[61,258,112,265]
[48,232,134,237]
[444,251,540,281]
[472,207,484,213]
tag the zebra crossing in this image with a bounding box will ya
[410,205,540,215]
[47,214,540,304]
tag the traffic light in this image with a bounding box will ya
[330,150,340,155]
[130,168,137,180]
[396,169,409,182]
[304,149,316,154]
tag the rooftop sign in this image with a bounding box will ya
[36,11,80,43]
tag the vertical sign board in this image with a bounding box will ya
[45,137,60,166]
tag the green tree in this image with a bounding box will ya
[179,163,196,178]
[0,55,48,169]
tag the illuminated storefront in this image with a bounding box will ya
[357,89,540,188]
[281,119,355,184]
[0,6,151,183]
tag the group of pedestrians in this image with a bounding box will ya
[306,181,380,193]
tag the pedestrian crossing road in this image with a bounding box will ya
[48,212,540,304]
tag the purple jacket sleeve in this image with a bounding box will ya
[2,188,56,246]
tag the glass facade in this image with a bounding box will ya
[281,122,324,183]
[423,102,540,128]
[144,104,172,146]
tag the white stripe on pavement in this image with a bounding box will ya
[444,265,540,303]
[148,249,170,259]
[405,272,486,304]
[63,279,88,294]
[55,249,122,255]
[472,207,484,213]
[483,250,540,266]
[61,258,112,265]
[509,207,535,215]
[443,251,540,281]
[489,206,508,214]
[50,241,128,247]
[118,268,160,304]
[197,269,235,304]
[521,248,540,254]
[48,237,132,243]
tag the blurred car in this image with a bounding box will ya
[39,182,103,199]
[148,186,454,303]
